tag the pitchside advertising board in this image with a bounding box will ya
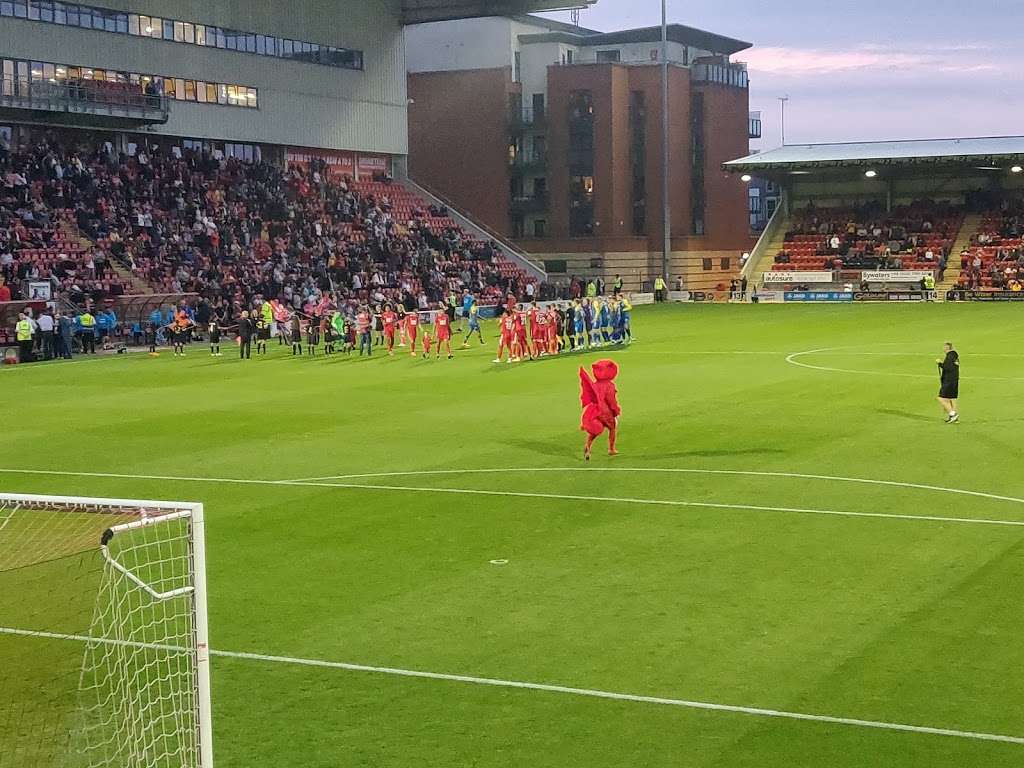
[763,271,834,284]
[860,270,933,283]
[782,291,930,302]
[284,148,390,180]
[947,290,1024,302]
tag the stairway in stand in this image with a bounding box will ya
[59,219,153,295]
[937,212,982,298]
[750,214,791,291]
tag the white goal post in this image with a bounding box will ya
[0,493,213,768]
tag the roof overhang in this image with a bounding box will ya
[519,23,751,55]
[725,136,1024,176]
[402,0,597,24]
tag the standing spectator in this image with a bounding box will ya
[654,275,667,302]
[238,311,253,359]
[57,312,74,359]
[78,309,97,354]
[0,277,10,303]
[36,308,55,360]
[15,312,34,363]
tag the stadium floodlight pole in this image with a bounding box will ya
[660,0,671,288]
[778,95,789,145]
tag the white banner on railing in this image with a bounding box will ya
[763,271,835,284]
[861,270,934,283]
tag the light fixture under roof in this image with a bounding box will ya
[1011,165,1023,174]
[789,170,810,175]
[975,166,1001,171]
[864,170,877,178]
[741,174,752,182]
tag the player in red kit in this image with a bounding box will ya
[533,304,548,357]
[433,308,453,359]
[381,304,398,355]
[546,306,560,355]
[404,310,420,356]
[513,308,530,361]
[527,302,542,358]
[579,359,621,461]
[494,308,516,363]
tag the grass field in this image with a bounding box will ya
[2,303,1024,767]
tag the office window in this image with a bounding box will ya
[6,2,363,72]
[184,79,195,100]
[596,49,621,63]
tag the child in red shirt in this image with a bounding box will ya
[382,305,398,355]
[404,311,420,356]
[433,308,453,359]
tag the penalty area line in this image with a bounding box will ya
[2,626,1022,747]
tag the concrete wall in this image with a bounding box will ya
[0,0,408,153]
[407,67,515,236]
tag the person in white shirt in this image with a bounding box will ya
[36,309,55,360]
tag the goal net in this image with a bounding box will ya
[0,494,212,768]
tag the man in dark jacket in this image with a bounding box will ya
[238,311,253,360]
[936,342,960,423]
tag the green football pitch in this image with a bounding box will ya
[2,303,1024,767]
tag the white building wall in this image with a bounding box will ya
[0,0,408,154]
[405,17,515,73]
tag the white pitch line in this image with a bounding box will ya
[786,348,1024,382]
[3,467,1024,528]
[287,467,1024,508]
[2,626,1022,747]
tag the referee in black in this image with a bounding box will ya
[238,311,253,360]
[936,342,959,423]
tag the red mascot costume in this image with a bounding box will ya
[579,359,621,460]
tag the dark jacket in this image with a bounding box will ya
[938,351,959,385]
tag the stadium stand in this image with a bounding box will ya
[774,201,962,274]
[0,135,536,325]
[956,202,1024,290]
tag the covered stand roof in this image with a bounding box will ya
[725,136,1024,174]
[402,0,597,24]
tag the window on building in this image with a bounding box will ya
[596,49,621,63]
[0,54,258,109]
[532,92,545,121]
[8,1,363,70]
[720,258,731,270]
[533,219,547,238]
[702,258,712,271]
[514,51,521,83]
[566,49,574,64]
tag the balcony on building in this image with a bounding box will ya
[0,77,169,127]
[749,110,762,139]
[508,105,547,132]
[509,150,547,172]
[511,193,549,214]
[692,58,749,89]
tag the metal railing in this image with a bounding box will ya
[508,106,547,129]
[511,194,550,214]
[0,78,170,122]
[509,151,547,170]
